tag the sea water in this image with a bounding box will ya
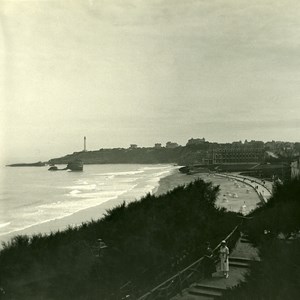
[0,164,176,238]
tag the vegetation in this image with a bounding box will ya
[49,147,191,165]
[0,179,239,300]
[222,178,300,300]
[49,143,212,166]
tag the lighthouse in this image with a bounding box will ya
[84,136,87,152]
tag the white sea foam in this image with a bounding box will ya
[66,190,130,199]
[40,193,123,210]
[141,166,174,170]
[0,222,10,229]
[74,180,89,185]
[101,170,144,176]
[153,170,172,177]
[0,164,176,239]
[66,184,97,190]
[69,190,81,195]
[0,191,131,237]
[117,177,139,183]
[91,175,115,179]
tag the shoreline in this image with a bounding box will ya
[155,171,202,196]
[0,170,262,246]
[0,167,184,245]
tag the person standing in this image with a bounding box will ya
[219,240,229,278]
[203,242,214,278]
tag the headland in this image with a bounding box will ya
[6,161,46,167]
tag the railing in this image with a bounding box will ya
[225,173,272,195]
[137,224,241,300]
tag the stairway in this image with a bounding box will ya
[188,284,225,298]
[229,256,251,268]
[172,234,259,300]
[240,234,251,244]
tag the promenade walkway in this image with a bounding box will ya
[216,173,272,204]
[172,234,259,300]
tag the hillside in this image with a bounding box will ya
[221,178,300,299]
[0,179,239,300]
[48,146,207,165]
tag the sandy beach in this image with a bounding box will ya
[155,171,202,196]
[1,170,262,246]
[156,171,263,214]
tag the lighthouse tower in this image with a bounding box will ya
[84,136,87,152]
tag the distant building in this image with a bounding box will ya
[166,141,179,148]
[232,141,242,146]
[204,143,265,164]
[129,144,138,149]
[291,158,300,179]
[265,140,276,151]
[186,138,206,146]
[154,143,162,149]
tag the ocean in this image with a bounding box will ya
[0,164,177,239]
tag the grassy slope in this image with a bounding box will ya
[0,179,239,300]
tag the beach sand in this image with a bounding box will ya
[0,170,261,246]
[155,171,201,196]
[156,171,261,214]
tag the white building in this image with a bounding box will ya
[291,158,300,179]
[129,144,138,149]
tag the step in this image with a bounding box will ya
[229,256,254,263]
[229,261,250,268]
[188,287,223,298]
[240,239,251,243]
[192,283,226,292]
[178,294,214,300]
[241,233,250,239]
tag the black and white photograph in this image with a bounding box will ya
[1,1,300,299]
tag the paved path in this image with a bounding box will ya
[195,173,267,215]
[172,234,259,300]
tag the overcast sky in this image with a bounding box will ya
[1,0,300,163]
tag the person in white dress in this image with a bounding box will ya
[219,240,229,278]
